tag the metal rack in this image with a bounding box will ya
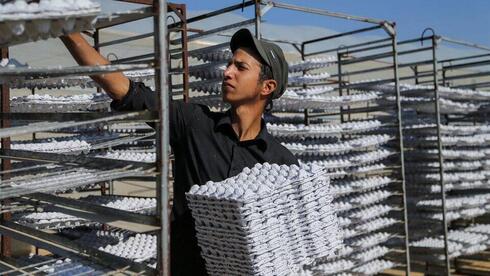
[0,0,171,275]
[356,31,490,275]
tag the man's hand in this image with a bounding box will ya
[60,33,130,101]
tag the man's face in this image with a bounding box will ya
[221,48,263,105]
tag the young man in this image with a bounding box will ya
[61,28,298,275]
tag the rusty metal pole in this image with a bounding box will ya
[0,47,12,258]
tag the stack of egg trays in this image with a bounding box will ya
[186,163,342,275]
[0,0,100,48]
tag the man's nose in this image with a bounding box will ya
[223,65,234,79]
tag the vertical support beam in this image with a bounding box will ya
[432,36,451,276]
[94,29,102,94]
[0,47,11,258]
[179,5,190,103]
[392,32,411,275]
[337,52,345,124]
[254,0,261,39]
[300,44,310,125]
[154,0,170,275]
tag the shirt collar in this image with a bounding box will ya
[215,110,270,151]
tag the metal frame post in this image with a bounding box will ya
[154,0,170,275]
[391,30,411,275]
[432,35,451,275]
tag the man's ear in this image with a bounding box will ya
[261,79,277,98]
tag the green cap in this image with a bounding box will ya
[230,28,288,99]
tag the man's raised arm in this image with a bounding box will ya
[60,33,130,101]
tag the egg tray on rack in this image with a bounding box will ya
[12,211,95,230]
[267,120,383,139]
[283,135,392,157]
[80,195,156,215]
[405,134,490,148]
[379,95,482,114]
[288,56,337,73]
[1,166,149,200]
[331,176,393,197]
[405,123,490,136]
[96,149,156,163]
[12,254,110,275]
[188,42,232,62]
[10,92,111,112]
[0,0,100,48]
[11,132,152,154]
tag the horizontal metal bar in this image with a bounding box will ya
[112,53,155,64]
[341,46,434,65]
[0,112,153,138]
[339,42,394,55]
[97,32,154,48]
[439,52,490,64]
[95,7,154,29]
[397,36,435,46]
[270,1,390,25]
[171,18,256,45]
[179,0,255,26]
[0,63,151,79]
[0,149,154,171]
[443,71,490,81]
[442,59,490,71]
[451,81,490,89]
[440,36,490,52]
[0,111,155,121]
[305,37,392,57]
[398,59,435,68]
[0,221,155,274]
[26,193,158,226]
[330,64,394,78]
[303,25,383,46]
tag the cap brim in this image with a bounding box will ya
[230,29,271,68]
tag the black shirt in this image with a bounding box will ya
[111,81,298,275]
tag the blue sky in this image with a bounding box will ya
[179,0,490,46]
[99,0,490,49]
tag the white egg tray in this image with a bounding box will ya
[412,171,487,183]
[11,132,138,154]
[409,98,480,114]
[99,233,156,263]
[354,217,398,234]
[348,232,392,249]
[11,92,111,112]
[73,229,127,249]
[1,167,147,200]
[351,246,389,263]
[267,120,383,138]
[407,161,482,171]
[332,176,393,196]
[352,259,396,275]
[97,150,156,163]
[188,78,223,94]
[348,163,387,175]
[347,204,394,221]
[347,148,394,166]
[189,62,225,80]
[288,72,331,86]
[287,86,335,97]
[282,135,392,157]
[412,149,486,160]
[0,0,100,48]
[190,90,381,111]
[334,191,393,213]
[416,194,490,211]
[4,68,155,89]
[406,123,490,136]
[189,42,232,62]
[14,255,110,275]
[81,195,156,215]
[303,158,352,171]
[288,56,337,73]
[419,134,490,147]
[353,81,490,101]
[186,162,342,275]
[12,211,92,230]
